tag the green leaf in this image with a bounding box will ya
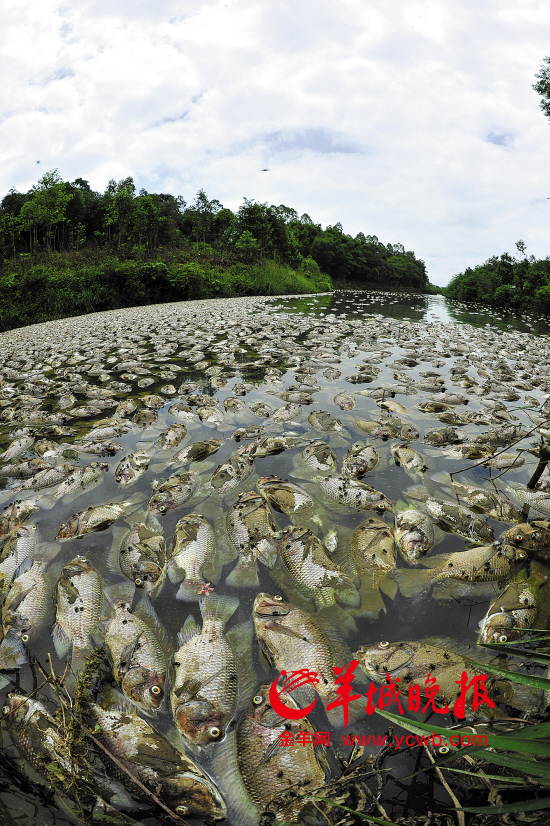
[463,656,550,689]
[458,797,550,814]
[440,767,526,784]
[308,797,397,824]
[375,709,550,755]
[480,643,550,664]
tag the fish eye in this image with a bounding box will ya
[21,634,29,643]
[378,641,390,649]
[2,705,10,715]
[159,506,167,514]
[134,578,144,587]
[514,535,523,543]
[208,726,221,739]
[252,694,263,705]
[273,595,283,601]
[151,686,161,696]
[175,805,188,816]
[517,551,527,560]
[377,503,386,511]
[498,635,508,643]
[438,746,450,755]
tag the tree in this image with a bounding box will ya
[533,56,550,119]
[19,169,72,252]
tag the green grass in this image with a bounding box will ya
[0,248,332,331]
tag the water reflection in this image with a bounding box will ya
[272,290,550,335]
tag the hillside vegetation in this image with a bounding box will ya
[0,170,430,330]
[446,246,550,313]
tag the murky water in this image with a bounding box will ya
[0,290,548,825]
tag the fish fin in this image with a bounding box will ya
[175,578,204,601]
[317,604,358,637]
[255,538,278,568]
[134,595,173,659]
[52,621,72,660]
[404,484,431,502]
[12,556,32,580]
[395,567,435,599]
[107,527,128,575]
[227,620,257,712]
[431,471,453,486]
[210,728,259,826]
[37,495,56,511]
[225,558,259,588]
[177,614,201,647]
[199,593,240,627]
[123,508,149,525]
[104,581,135,609]
[379,574,398,600]
[0,635,28,669]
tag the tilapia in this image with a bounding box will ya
[253,593,344,716]
[167,512,218,600]
[308,410,343,432]
[209,444,255,493]
[155,423,187,449]
[104,599,167,713]
[174,438,223,464]
[478,562,550,644]
[257,476,314,514]
[397,542,528,599]
[171,594,240,745]
[52,556,104,658]
[228,683,328,824]
[391,444,426,474]
[114,448,150,485]
[342,442,378,478]
[0,499,39,538]
[148,469,199,515]
[394,509,434,564]
[57,501,132,540]
[84,699,226,820]
[317,475,393,513]
[301,440,337,472]
[225,491,278,587]
[113,518,166,592]
[348,517,397,618]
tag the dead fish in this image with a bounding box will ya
[394,509,434,565]
[0,500,39,538]
[308,410,343,432]
[226,491,279,588]
[174,438,223,464]
[155,424,187,449]
[167,512,218,600]
[171,594,240,745]
[257,476,314,514]
[342,442,378,479]
[149,470,199,515]
[52,556,104,658]
[114,449,150,486]
[316,476,393,513]
[348,517,397,618]
[57,501,133,539]
[301,440,337,472]
[209,445,255,493]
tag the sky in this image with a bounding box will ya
[2,0,550,286]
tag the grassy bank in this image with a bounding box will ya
[0,248,332,332]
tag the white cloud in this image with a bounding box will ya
[1,0,550,284]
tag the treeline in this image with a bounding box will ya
[0,170,429,291]
[446,247,550,313]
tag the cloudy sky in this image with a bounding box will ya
[2,0,550,285]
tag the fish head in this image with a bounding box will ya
[163,772,227,822]
[355,640,415,682]
[56,515,82,540]
[174,699,225,745]
[253,593,292,621]
[149,492,176,515]
[500,524,548,553]
[478,612,518,645]
[122,666,165,711]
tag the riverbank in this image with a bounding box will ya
[0,248,332,332]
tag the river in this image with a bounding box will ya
[0,289,548,826]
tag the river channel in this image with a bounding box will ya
[0,289,548,826]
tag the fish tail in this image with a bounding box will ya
[396,567,435,599]
[200,593,240,627]
[175,577,205,601]
[225,557,259,588]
